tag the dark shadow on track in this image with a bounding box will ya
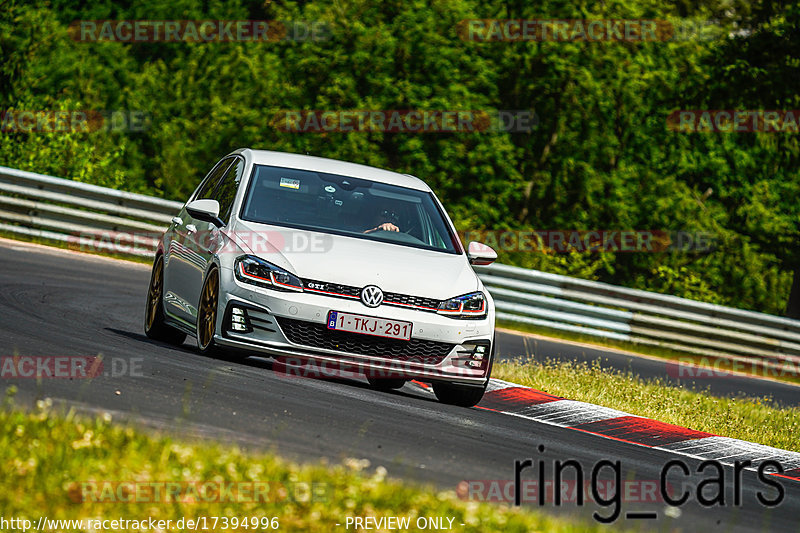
[105,327,431,403]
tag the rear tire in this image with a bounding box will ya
[432,381,487,407]
[144,255,186,345]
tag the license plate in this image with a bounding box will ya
[327,311,412,341]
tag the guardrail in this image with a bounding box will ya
[0,165,182,257]
[475,263,800,372]
[2,164,798,370]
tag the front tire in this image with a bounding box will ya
[432,381,487,407]
[144,255,186,345]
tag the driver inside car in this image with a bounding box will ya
[364,207,401,234]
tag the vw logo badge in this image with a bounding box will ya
[360,285,384,308]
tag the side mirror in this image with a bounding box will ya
[186,199,225,228]
[467,241,497,265]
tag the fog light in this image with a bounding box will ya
[227,306,253,333]
[459,342,490,371]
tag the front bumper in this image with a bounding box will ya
[213,266,495,385]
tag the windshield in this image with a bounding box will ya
[240,165,461,254]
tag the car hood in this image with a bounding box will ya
[230,220,478,299]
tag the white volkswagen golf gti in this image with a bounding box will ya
[145,149,497,406]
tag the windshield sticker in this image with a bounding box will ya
[280,177,300,189]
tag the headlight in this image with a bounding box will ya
[437,291,486,319]
[234,255,303,292]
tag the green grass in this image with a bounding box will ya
[0,391,624,533]
[492,358,800,452]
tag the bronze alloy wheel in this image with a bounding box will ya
[144,255,186,345]
[198,267,219,351]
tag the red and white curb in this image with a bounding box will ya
[412,378,800,481]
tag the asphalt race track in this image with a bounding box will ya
[2,238,799,532]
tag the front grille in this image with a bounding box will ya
[383,291,439,310]
[275,317,453,365]
[302,278,360,298]
[301,278,440,312]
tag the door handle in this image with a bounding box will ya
[171,216,183,226]
[186,224,197,234]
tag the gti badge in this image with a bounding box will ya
[360,285,384,308]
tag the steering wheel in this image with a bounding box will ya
[403,221,420,236]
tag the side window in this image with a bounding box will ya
[193,158,233,201]
[213,158,245,223]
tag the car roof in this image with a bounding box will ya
[232,149,431,192]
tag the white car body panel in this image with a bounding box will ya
[154,149,497,392]
[232,219,479,299]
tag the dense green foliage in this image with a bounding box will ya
[1,0,797,314]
